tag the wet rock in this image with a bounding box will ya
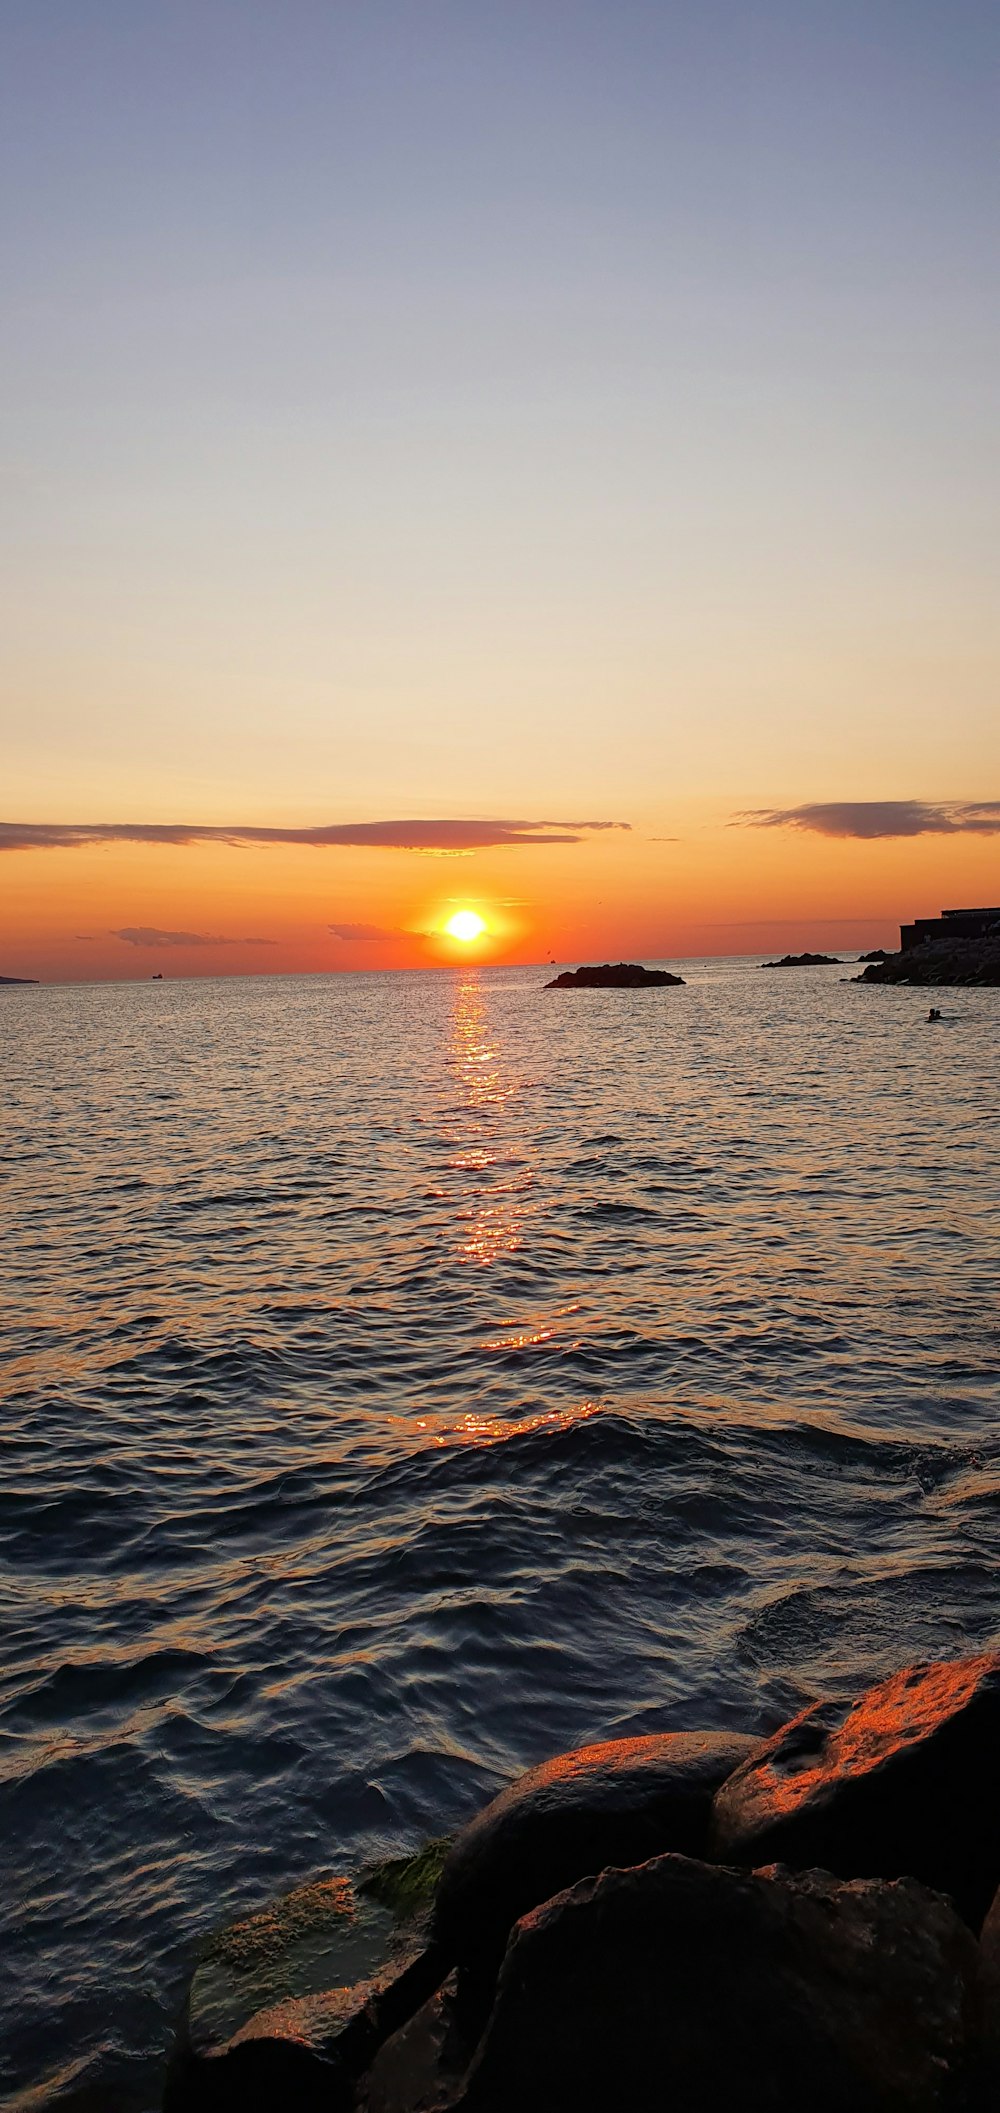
[544,962,684,987]
[711,1650,1000,1928]
[163,1989,352,2111]
[163,1860,447,2110]
[356,1983,466,2113]
[454,1853,978,2112]
[432,1729,759,2031]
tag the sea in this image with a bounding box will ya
[3,960,999,2108]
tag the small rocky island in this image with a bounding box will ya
[164,1647,1000,2111]
[857,906,1000,988]
[760,952,841,968]
[545,962,684,988]
[0,974,38,985]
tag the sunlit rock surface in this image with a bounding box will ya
[452,1855,977,2113]
[711,1650,1000,1928]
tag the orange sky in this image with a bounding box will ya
[3,811,998,982]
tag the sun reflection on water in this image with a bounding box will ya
[400,1399,603,1449]
[445,971,536,1266]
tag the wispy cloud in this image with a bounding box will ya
[738,800,1000,839]
[328,922,402,941]
[111,927,276,948]
[1,817,630,854]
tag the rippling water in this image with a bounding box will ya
[3,962,999,2107]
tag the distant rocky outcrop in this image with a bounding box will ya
[545,963,684,988]
[0,974,38,984]
[760,952,841,968]
[166,1649,1000,2112]
[857,947,889,962]
[857,937,1000,987]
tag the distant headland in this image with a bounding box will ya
[0,974,38,985]
[546,963,685,988]
[857,906,1000,988]
[760,951,841,968]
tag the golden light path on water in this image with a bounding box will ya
[405,1402,604,1449]
[446,970,537,1270]
[400,970,596,1444]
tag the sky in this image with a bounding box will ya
[1,0,997,978]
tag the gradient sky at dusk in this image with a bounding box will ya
[2,1,997,977]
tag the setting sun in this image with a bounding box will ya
[446,910,487,942]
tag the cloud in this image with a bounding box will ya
[111,927,276,948]
[738,800,1000,839]
[0,816,630,854]
[329,922,401,941]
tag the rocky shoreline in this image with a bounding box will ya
[165,1648,1000,2110]
[856,937,1000,987]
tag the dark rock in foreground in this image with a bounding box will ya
[857,946,890,961]
[357,1985,464,2113]
[977,1881,1000,2083]
[711,1649,1000,1929]
[432,1730,759,2032]
[857,937,1000,987]
[545,961,684,987]
[760,951,842,967]
[454,1854,977,2112]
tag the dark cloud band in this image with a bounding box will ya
[112,928,277,948]
[0,817,629,854]
[738,800,1000,839]
[328,922,401,941]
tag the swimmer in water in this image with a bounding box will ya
[927,1007,942,1021]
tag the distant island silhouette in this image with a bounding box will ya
[0,974,38,985]
[760,952,841,968]
[546,963,685,988]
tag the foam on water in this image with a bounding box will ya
[2,961,999,2106]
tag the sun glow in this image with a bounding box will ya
[446,909,487,942]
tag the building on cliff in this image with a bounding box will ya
[900,906,1000,951]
